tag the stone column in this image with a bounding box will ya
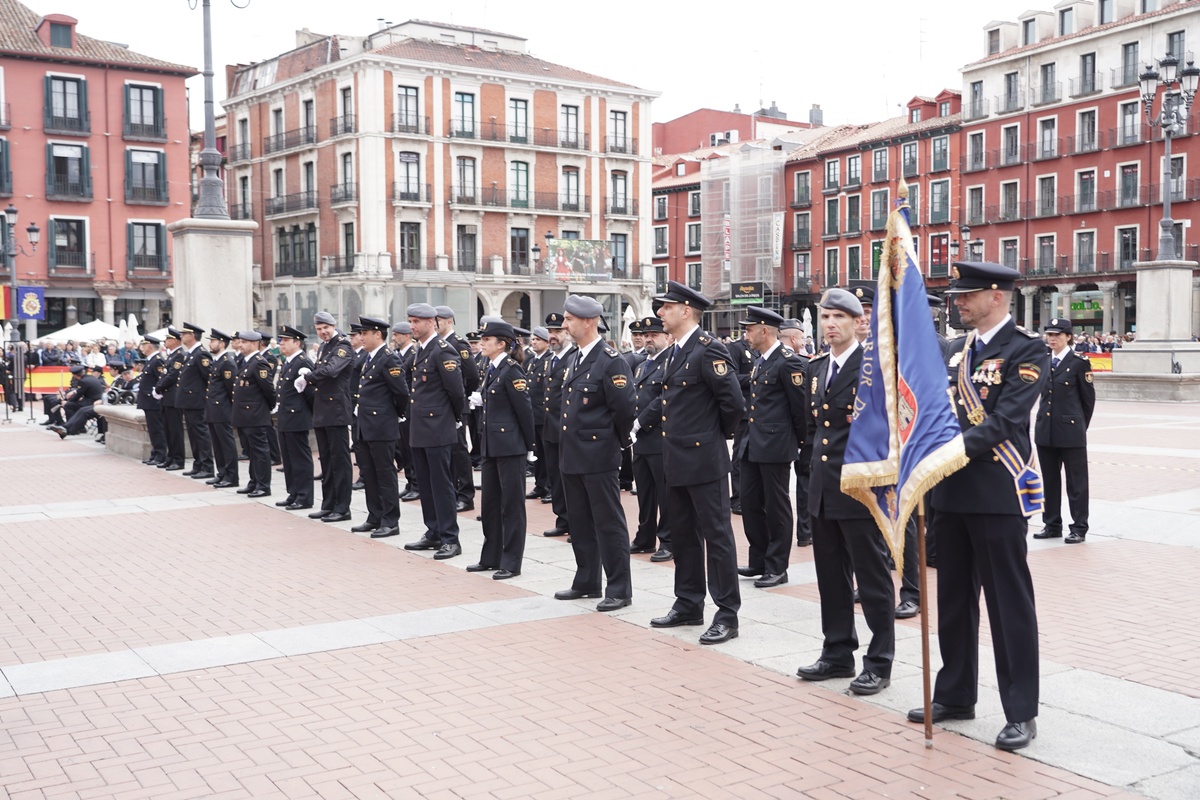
[1054,283,1076,320]
[1097,281,1118,334]
[100,293,117,325]
[1020,286,1038,329]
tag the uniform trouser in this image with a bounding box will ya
[414,444,459,545]
[740,459,793,576]
[1037,445,1089,535]
[163,405,185,465]
[280,428,313,505]
[932,510,1039,723]
[811,514,895,678]
[356,437,399,528]
[631,450,670,550]
[237,426,249,458]
[794,458,812,543]
[543,438,569,531]
[43,396,66,424]
[395,419,414,485]
[466,409,481,464]
[144,408,166,462]
[63,404,97,435]
[314,425,351,514]
[208,421,238,484]
[479,454,527,573]
[619,446,634,489]
[729,418,748,503]
[182,407,212,471]
[530,425,548,493]
[899,514,921,605]
[452,426,475,503]
[667,479,741,627]
[268,425,281,464]
[242,425,271,491]
[563,469,631,600]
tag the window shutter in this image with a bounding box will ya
[158,225,168,270]
[157,152,167,200]
[124,150,132,201]
[126,223,134,271]
[45,143,54,195]
[48,219,57,268]
[43,76,52,126]
[78,79,89,131]
[154,87,165,134]
[81,146,91,197]
[123,84,130,131]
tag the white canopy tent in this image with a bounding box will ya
[39,319,125,344]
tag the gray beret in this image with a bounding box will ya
[434,305,455,319]
[819,288,864,317]
[531,326,550,342]
[313,311,337,326]
[406,303,437,319]
[235,330,263,342]
[479,315,505,326]
[391,321,412,335]
[563,294,603,319]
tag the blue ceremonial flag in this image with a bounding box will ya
[840,183,968,570]
[17,286,46,320]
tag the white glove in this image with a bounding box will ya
[632,419,641,434]
[353,405,359,416]
[469,390,483,409]
[272,404,280,415]
[399,417,407,423]
[298,367,311,377]
[294,376,307,392]
[527,450,537,463]
[151,389,162,400]
[456,420,463,429]
[629,428,638,446]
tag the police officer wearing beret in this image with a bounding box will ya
[524,326,552,500]
[174,323,215,479]
[650,281,745,645]
[436,306,481,512]
[403,303,468,559]
[231,331,277,497]
[797,289,895,696]
[1033,318,1095,544]
[540,312,576,537]
[204,330,239,488]
[154,327,188,470]
[298,312,356,523]
[136,335,168,466]
[275,326,316,509]
[629,316,673,561]
[467,320,535,579]
[908,261,1048,752]
[350,317,409,538]
[553,295,636,611]
[734,306,808,588]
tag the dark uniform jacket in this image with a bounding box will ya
[409,336,466,448]
[203,351,237,424]
[659,328,744,486]
[350,348,368,416]
[308,333,355,427]
[542,346,575,445]
[480,356,535,458]
[559,342,635,474]
[155,347,186,406]
[726,338,755,418]
[136,352,166,411]
[76,374,107,404]
[444,331,481,395]
[277,352,316,433]
[527,352,550,427]
[231,353,277,428]
[355,348,409,441]
[176,344,212,410]
[632,353,667,456]
[736,343,808,464]
[1034,349,1095,449]
[807,346,869,519]
[932,320,1049,516]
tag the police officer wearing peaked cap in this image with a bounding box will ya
[302,311,356,523]
[204,328,240,489]
[629,315,673,561]
[231,330,277,497]
[435,305,481,512]
[176,323,215,479]
[350,317,409,538]
[137,334,168,465]
[275,325,316,510]
[540,310,575,536]
[154,326,188,469]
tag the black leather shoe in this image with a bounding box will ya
[629,545,654,554]
[525,489,544,499]
[699,623,738,645]
[465,563,497,572]
[248,490,270,498]
[1032,528,1062,539]
[275,499,295,507]
[849,671,891,696]
[895,600,920,619]
[285,503,312,511]
[554,588,601,600]
[370,527,399,539]
[650,548,673,562]
[350,522,379,533]
[754,572,788,588]
[796,660,856,681]
[737,566,763,578]
[190,471,214,480]
[182,469,198,476]
[649,609,703,628]
[540,496,553,504]
[455,500,474,513]
[212,481,237,489]
[351,480,365,490]
[995,719,1037,751]
[164,463,184,471]
[796,537,812,547]
[236,487,255,495]
[206,478,221,485]
[1065,532,1086,544]
[730,504,742,515]
[433,543,462,560]
[493,569,519,580]
[596,597,631,612]
[400,490,420,502]
[906,702,976,723]
[853,589,861,604]
[321,512,352,523]
[404,537,440,551]
[543,528,568,537]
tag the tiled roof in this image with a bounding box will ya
[816,112,961,157]
[651,170,702,190]
[371,38,645,91]
[0,0,194,73]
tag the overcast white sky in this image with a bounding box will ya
[35,0,1044,128]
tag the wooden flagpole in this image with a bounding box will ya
[917,496,933,746]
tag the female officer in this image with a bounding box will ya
[466,320,535,579]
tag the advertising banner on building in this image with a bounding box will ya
[773,211,785,268]
[731,281,765,306]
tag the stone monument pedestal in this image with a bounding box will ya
[168,218,258,332]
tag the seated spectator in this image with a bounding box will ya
[62,341,82,364]
[41,341,64,366]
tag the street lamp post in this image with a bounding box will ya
[1139,53,1200,261]
[193,0,230,219]
[5,204,41,343]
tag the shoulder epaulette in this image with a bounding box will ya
[781,346,794,356]
[604,346,619,357]
[1015,326,1040,339]
[439,339,451,348]
[698,335,711,345]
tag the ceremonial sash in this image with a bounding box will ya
[957,332,1044,517]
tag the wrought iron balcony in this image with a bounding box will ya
[1111,65,1140,89]
[393,114,431,135]
[50,250,90,270]
[229,203,253,220]
[931,153,949,173]
[790,191,811,208]
[124,118,166,140]
[392,183,432,203]
[47,174,93,199]
[605,136,637,155]
[329,115,356,137]
[1033,137,1061,160]
[1031,82,1061,106]
[792,231,811,250]
[1069,73,1103,97]
[845,216,861,235]
[126,184,167,204]
[275,259,317,278]
[265,190,317,216]
[45,111,90,135]
[962,99,989,121]
[324,256,355,275]
[263,126,316,155]
[605,197,638,215]
[996,91,1025,114]
[127,253,170,271]
[1067,132,1102,154]
[1109,125,1142,148]
[330,183,357,204]
[962,152,988,173]
[902,158,918,178]
[228,142,251,162]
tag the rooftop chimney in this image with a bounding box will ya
[809,104,823,127]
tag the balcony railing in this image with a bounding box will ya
[452,258,477,273]
[822,223,840,240]
[263,126,316,155]
[228,142,251,162]
[329,115,356,137]
[962,152,988,173]
[445,186,594,213]
[991,146,1022,167]
[324,256,355,275]
[127,253,170,271]
[996,91,1025,114]
[0,167,11,195]
[986,203,1022,222]
[265,190,317,216]
[845,216,861,235]
[393,114,431,135]
[1034,138,1061,160]
[450,122,477,139]
[1110,125,1142,147]
[870,215,888,231]
[124,118,166,140]
[51,250,90,269]
[845,173,861,188]
[276,259,318,278]
[823,178,840,194]
[792,231,812,249]
[392,183,432,203]
[928,206,950,225]
[230,203,253,220]
[605,197,637,215]
[1031,82,1061,106]
[1069,73,1103,97]
[47,175,92,199]
[1111,65,1140,89]
[962,98,990,121]
[872,165,889,183]
[605,136,637,155]
[126,184,167,204]
[1067,132,1102,154]
[902,158,918,178]
[45,112,90,134]
[790,191,811,208]
[930,263,950,278]
[330,183,357,204]
[1058,193,1099,214]
[931,153,949,172]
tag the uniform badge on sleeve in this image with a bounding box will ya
[512,378,528,392]
[259,369,268,379]
[791,372,803,386]
[460,349,470,359]
[1017,363,1041,383]
[337,347,349,358]
[713,360,728,376]
[611,374,628,389]
[389,367,402,377]
[443,359,457,371]
[1085,372,1093,383]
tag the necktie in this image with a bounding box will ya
[551,354,559,370]
[827,360,839,391]
[487,364,495,381]
[1052,356,1061,369]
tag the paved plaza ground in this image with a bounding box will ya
[0,399,1198,799]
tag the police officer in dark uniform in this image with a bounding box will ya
[629,315,672,562]
[907,261,1048,752]
[154,327,187,470]
[725,330,755,514]
[734,306,807,588]
[297,312,355,523]
[257,332,284,468]
[649,282,745,645]
[136,335,167,466]
[435,306,480,512]
[176,323,214,479]
[275,325,315,510]
[204,330,239,488]
[551,295,635,611]
[619,319,646,493]
[48,365,106,438]
[465,330,485,469]
[391,322,418,501]
[468,320,535,579]
[525,326,552,500]
[779,318,813,547]
[231,330,276,498]
[540,312,575,536]
[1033,318,1095,544]
[350,317,409,538]
[403,303,467,560]
[797,289,895,697]
[346,323,369,491]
